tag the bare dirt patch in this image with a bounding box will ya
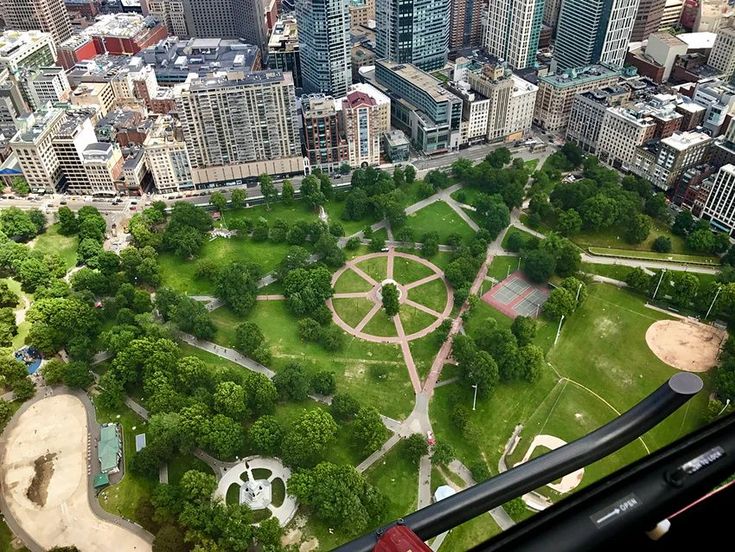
[26,453,56,507]
[646,320,727,373]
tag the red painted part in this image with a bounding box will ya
[374,526,432,552]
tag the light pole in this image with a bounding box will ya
[652,269,667,300]
[718,398,731,416]
[554,314,565,346]
[705,285,723,320]
[472,384,478,411]
[575,282,583,303]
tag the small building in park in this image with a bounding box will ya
[98,423,122,474]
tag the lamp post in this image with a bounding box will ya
[554,314,565,346]
[472,384,478,411]
[718,398,731,416]
[705,285,723,320]
[652,269,667,300]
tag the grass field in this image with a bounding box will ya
[208,302,414,419]
[1,278,30,349]
[334,269,373,293]
[167,454,213,485]
[571,220,687,254]
[407,278,449,313]
[580,263,718,290]
[356,256,388,282]
[392,256,435,284]
[32,224,78,269]
[225,200,319,227]
[365,439,418,522]
[405,201,476,244]
[94,398,156,523]
[409,331,445,380]
[501,227,539,251]
[332,297,375,327]
[486,256,521,281]
[159,237,293,295]
[399,304,437,335]
[441,514,503,552]
[0,518,26,552]
[326,201,375,236]
[363,309,399,337]
[587,246,719,266]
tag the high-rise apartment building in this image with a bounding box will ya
[631,0,666,42]
[482,0,544,70]
[297,0,352,96]
[301,94,349,172]
[350,0,375,29]
[702,163,735,235]
[10,107,66,193]
[3,0,72,46]
[543,0,564,29]
[81,142,123,196]
[341,83,390,167]
[180,0,266,48]
[268,16,301,89]
[449,0,484,49]
[0,69,29,139]
[145,0,188,37]
[0,31,56,73]
[144,115,193,193]
[376,0,450,72]
[631,130,712,190]
[553,0,639,71]
[20,66,71,110]
[709,27,735,82]
[659,0,684,29]
[52,114,98,194]
[175,71,302,187]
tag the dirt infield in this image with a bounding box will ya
[646,320,727,373]
[514,435,584,494]
[0,394,151,551]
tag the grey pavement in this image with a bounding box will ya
[418,455,432,509]
[355,433,401,473]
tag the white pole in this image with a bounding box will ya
[472,384,478,411]
[718,398,731,416]
[517,257,521,270]
[705,285,722,320]
[575,283,583,303]
[507,265,510,278]
[652,269,667,300]
[554,314,565,345]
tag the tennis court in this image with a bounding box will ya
[481,272,550,319]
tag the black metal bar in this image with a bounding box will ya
[336,373,703,552]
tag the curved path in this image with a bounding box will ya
[0,389,152,552]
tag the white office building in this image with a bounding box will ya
[702,163,735,235]
[482,0,544,70]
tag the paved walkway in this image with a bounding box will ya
[447,460,516,531]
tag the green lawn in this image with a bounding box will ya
[407,278,449,313]
[525,159,539,172]
[486,256,521,281]
[392,256,436,284]
[579,262,635,282]
[363,309,399,337]
[365,439,418,522]
[226,482,240,505]
[208,303,414,419]
[94,397,156,523]
[548,284,711,452]
[409,331,445,380]
[399,304,438,335]
[356,256,389,282]
[1,278,30,349]
[167,454,213,485]
[332,298,375,327]
[225,200,319,227]
[32,224,78,269]
[326,200,376,236]
[501,227,539,250]
[272,477,286,507]
[587,246,718,266]
[0,518,26,552]
[334,268,374,293]
[159,237,293,295]
[571,220,687,254]
[441,514,502,552]
[405,201,476,244]
[450,187,486,207]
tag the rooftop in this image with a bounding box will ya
[539,65,621,89]
[185,70,290,92]
[83,14,160,39]
[378,60,460,103]
[662,130,712,151]
[268,15,298,52]
[13,107,65,143]
[677,32,717,51]
[0,30,53,58]
[346,82,390,106]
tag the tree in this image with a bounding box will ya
[672,210,695,236]
[511,316,537,346]
[235,322,265,356]
[369,234,385,252]
[230,188,246,209]
[652,236,672,253]
[668,271,699,308]
[63,361,93,389]
[504,498,527,519]
[522,249,556,283]
[213,381,248,420]
[518,344,544,382]
[381,283,400,316]
[180,469,218,504]
[248,415,283,455]
[289,462,386,534]
[0,208,38,241]
[625,214,652,244]
[544,287,576,319]
[273,361,309,401]
[281,180,295,204]
[464,350,499,396]
[625,267,652,293]
[57,207,78,235]
[451,158,475,181]
[259,174,277,209]
[353,406,388,455]
[432,442,455,465]
[215,261,260,315]
[300,175,326,209]
[281,409,338,467]
[475,194,510,239]
[560,276,587,306]
[404,433,428,465]
[283,267,333,316]
[331,392,360,420]
[311,370,336,395]
[557,209,582,236]
[421,232,440,257]
[201,414,244,459]
[405,165,416,184]
[12,378,35,401]
[486,147,511,169]
[153,525,186,552]
[0,281,18,309]
[0,307,17,347]
[210,191,227,212]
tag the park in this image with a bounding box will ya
[0,145,731,551]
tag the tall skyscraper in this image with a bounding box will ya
[631,0,666,41]
[3,0,72,46]
[297,0,352,96]
[553,0,640,71]
[544,0,564,29]
[482,0,544,70]
[449,0,484,49]
[709,27,735,82]
[376,0,450,72]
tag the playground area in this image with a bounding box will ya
[14,346,42,375]
[481,272,550,319]
[0,394,151,551]
[214,456,296,525]
[645,319,727,373]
